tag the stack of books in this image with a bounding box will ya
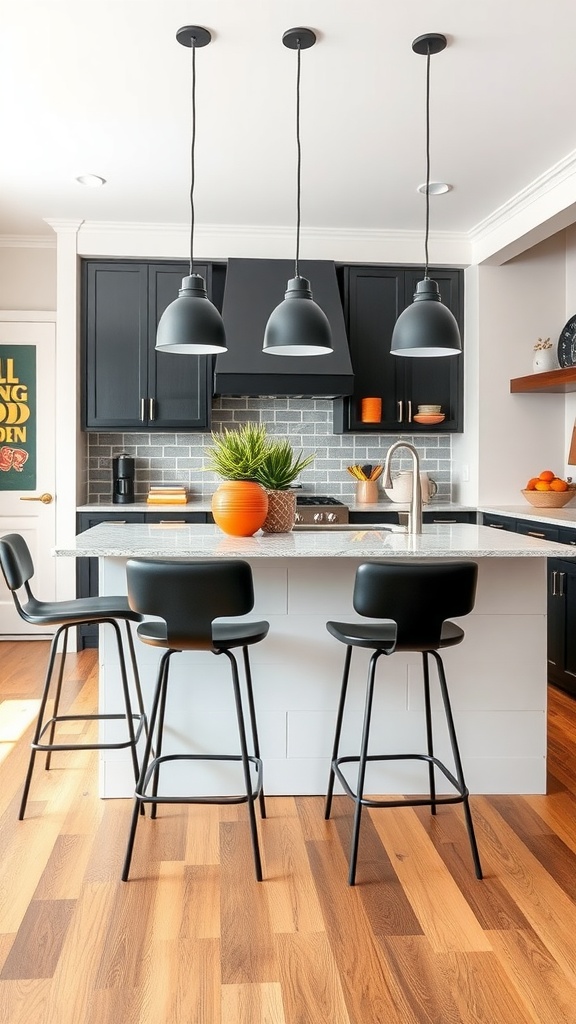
[146,485,188,505]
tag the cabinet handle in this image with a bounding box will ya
[559,571,566,597]
[432,518,456,523]
[527,531,546,538]
[551,570,566,597]
[158,520,186,524]
[551,570,557,596]
[407,399,412,422]
[149,398,156,421]
[487,523,504,529]
[140,398,147,422]
[397,400,403,423]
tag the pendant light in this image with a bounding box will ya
[263,28,332,356]
[390,33,461,358]
[156,26,226,355]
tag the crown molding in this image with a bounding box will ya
[469,148,576,263]
[0,234,56,248]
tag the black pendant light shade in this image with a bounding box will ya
[156,26,227,355]
[390,278,461,357]
[263,28,332,356]
[156,274,227,354]
[264,276,332,355]
[390,33,461,358]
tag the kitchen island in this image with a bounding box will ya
[55,521,575,798]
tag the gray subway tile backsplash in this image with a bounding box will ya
[87,397,453,503]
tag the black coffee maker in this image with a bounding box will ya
[112,453,135,504]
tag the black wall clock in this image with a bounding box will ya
[558,315,576,367]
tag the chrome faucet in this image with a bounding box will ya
[383,441,423,535]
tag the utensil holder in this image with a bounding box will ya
[356,480,378,504]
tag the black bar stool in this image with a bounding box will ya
[121,557,269,883]
[0,532,146,819]
[325,559,483,885]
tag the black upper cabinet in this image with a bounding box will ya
[82,260,213,431]
[333,265,463,433]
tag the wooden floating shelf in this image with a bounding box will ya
[510,366,576,393]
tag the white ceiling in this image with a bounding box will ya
[2,0,576,245]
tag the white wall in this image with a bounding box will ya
[0,244,56,310]
[454,232,567,504]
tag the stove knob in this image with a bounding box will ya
[325,512,338,523]
[313,512,324,523]
[295,512,303,523]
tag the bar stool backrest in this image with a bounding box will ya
[126,558,255,650]
[353,560,478,649]
[0,533,35,607]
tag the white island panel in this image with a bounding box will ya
[85,531,554,798]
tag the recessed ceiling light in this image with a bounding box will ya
[75,174,106,188]
[417,181,452,195]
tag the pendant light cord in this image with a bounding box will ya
[188,40,197,277]
[295,39,302,280]
[424,45,431,279]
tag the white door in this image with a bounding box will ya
[0,321,56,636]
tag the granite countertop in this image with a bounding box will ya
[478,504,576,528]
[55,521,576,560]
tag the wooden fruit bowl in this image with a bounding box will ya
[521,487,576,508]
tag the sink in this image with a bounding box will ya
[292,523,407,533]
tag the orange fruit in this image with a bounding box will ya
[550,477,569,491]
[539,470,555,482]
[534,480,551,491]
[526,477,539,490]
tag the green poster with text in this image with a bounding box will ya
[0,346,36,490]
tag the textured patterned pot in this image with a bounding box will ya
[211,480,268,537]
[261,489,296,533]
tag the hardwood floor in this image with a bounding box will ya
[1,641,576,1023]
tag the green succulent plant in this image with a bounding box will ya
[205,423,269,481]
[254,437,315,491]
[205,423,315,489]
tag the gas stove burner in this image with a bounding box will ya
[296,495,345,506]
[294,495,349,524]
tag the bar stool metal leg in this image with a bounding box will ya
[242,646,266,820]
[150,649,172,819]
[324,645,352,820]
[19,625,65,819]
[122,650,172,881]
[430,651,483,879]
[225,649,263,882]
[44,627,69,770]
[349,649,383,886]
[422,652,437,814]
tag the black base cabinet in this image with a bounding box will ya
[482,512,576,697]
[547,558,576,697]
[349,510,476,525]
[76,512,208,648]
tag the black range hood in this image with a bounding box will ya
[214,258,354,397]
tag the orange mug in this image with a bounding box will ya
[360,397,382,423]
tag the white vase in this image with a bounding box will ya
[533,348,557,373]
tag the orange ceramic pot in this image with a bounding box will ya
[211,480,269,537]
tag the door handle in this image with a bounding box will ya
[20,492,53,504]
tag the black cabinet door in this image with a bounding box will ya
[402,270,463,432]
[147,263,213,430]
[333,265,463,434]
[83,262,148,429]
[83,260,213,431]
[482,513,517,531]
[547,557,576,697]
[335,267,404,432]
[515,519,559,542]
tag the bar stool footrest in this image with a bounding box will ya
[33,713,146,752]
[333,752,467,808]
[137,752,264,806]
